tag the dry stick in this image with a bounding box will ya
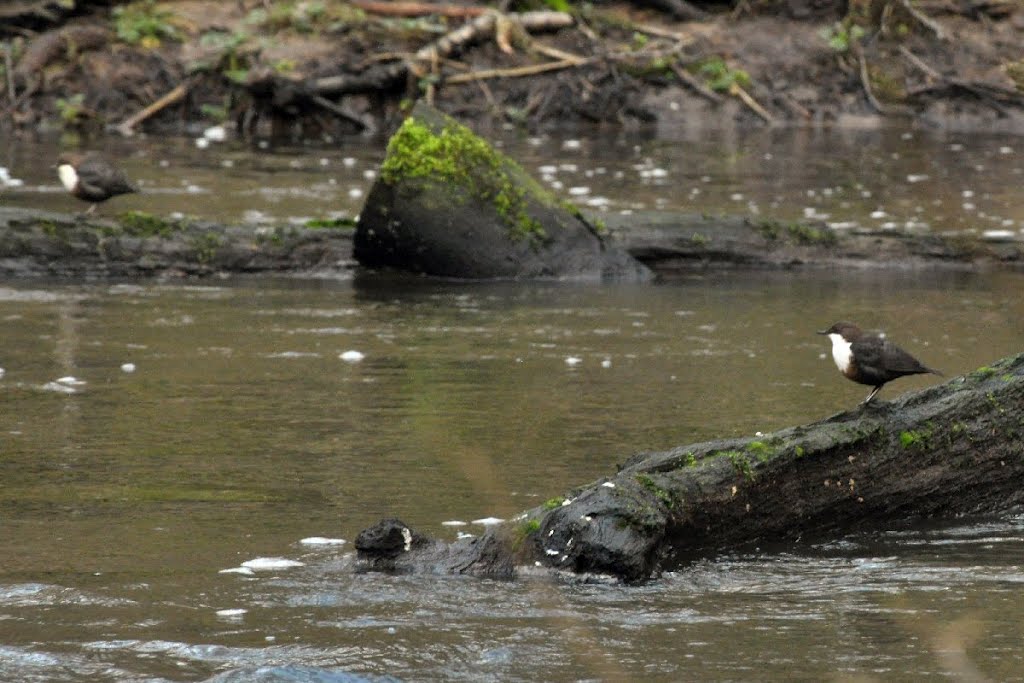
[310,95,371,131]
[413,11,572,65]
[898,45,943,81]
[114,78,194,136]
[671,64,724,103]
[349,0,488,18]
[445,57,594,84]
[530,42,588,65]
[857,53,888,114]
[631,22,696,44]
[895,0,947,40]
[730,82,774,123]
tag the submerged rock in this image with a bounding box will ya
[354,102,650,280]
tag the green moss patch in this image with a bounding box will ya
[380,116,559,241]
[305,216,356,230]
[117,210,181,237]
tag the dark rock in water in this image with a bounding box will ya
[354,517,516,577]
[354,518,427,558]
[354,101,650,280]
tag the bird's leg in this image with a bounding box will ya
[862,385,882,405]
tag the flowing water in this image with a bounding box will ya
[1,126,1023,682]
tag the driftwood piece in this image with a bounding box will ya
[356,350,1024,581]
[113,78,196,137]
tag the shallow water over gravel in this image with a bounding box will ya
[1,267,1023,682]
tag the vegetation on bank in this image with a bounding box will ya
[0,0,1019,137]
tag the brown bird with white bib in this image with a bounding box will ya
[818,321,942,405]
[57,152,138,214]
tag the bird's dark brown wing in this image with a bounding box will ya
[75,155,138,200]
[852,335,935,378]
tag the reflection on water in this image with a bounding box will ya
[2,127,1022,235]
[0,269,1023,681]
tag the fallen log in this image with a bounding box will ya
[0,208,357,278]
[356,350,1024,582]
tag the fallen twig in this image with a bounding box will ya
[113,78,195,136]
[3,43,14,104]
[445,57,594,84]
[349,0,487,18]
[730,82,774,123]
[895,0,948,40]
[311,95,373,132]
[858,54,887,114]
[671,64,724,104]
[898,45,942,81]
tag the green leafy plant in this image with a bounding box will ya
[820,22,865,53]
[56,93,88,127]
[698,58,751,93]
[113,1,180,48]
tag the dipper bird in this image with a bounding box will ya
[818,321,942,405]
[56,152,138,214]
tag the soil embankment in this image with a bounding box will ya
[1,1,1021,137]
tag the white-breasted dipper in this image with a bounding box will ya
[818,321,942,405]
[56,152,138,213]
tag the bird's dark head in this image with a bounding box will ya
[57,152,85,168]
[817,321,863,341]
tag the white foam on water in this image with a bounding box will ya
[299,537,346,546]
[339,350,365,363]
[441,520,467,527]
[472,517,505,526]
[240,557,305,571]
[120,363,136,373]
[218,567,255,575]
[215,608,247,618]
[41,382,76,394]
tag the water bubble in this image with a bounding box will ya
[339,350,365,363]
[120,363,136,373]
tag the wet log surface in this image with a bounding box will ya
[1,207,1022,279]
[0,207,357,278]
[355,351,1024,582]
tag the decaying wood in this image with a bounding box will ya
[113,78,196,137]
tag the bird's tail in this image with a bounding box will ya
[926,365,944,377]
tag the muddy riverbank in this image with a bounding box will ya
[1,1,1022,139]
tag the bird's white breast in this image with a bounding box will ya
[57,164,78,192]
[827,333,853,373]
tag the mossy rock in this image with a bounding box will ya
[354,101,650,280]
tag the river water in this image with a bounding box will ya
[1,126,1023,682]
